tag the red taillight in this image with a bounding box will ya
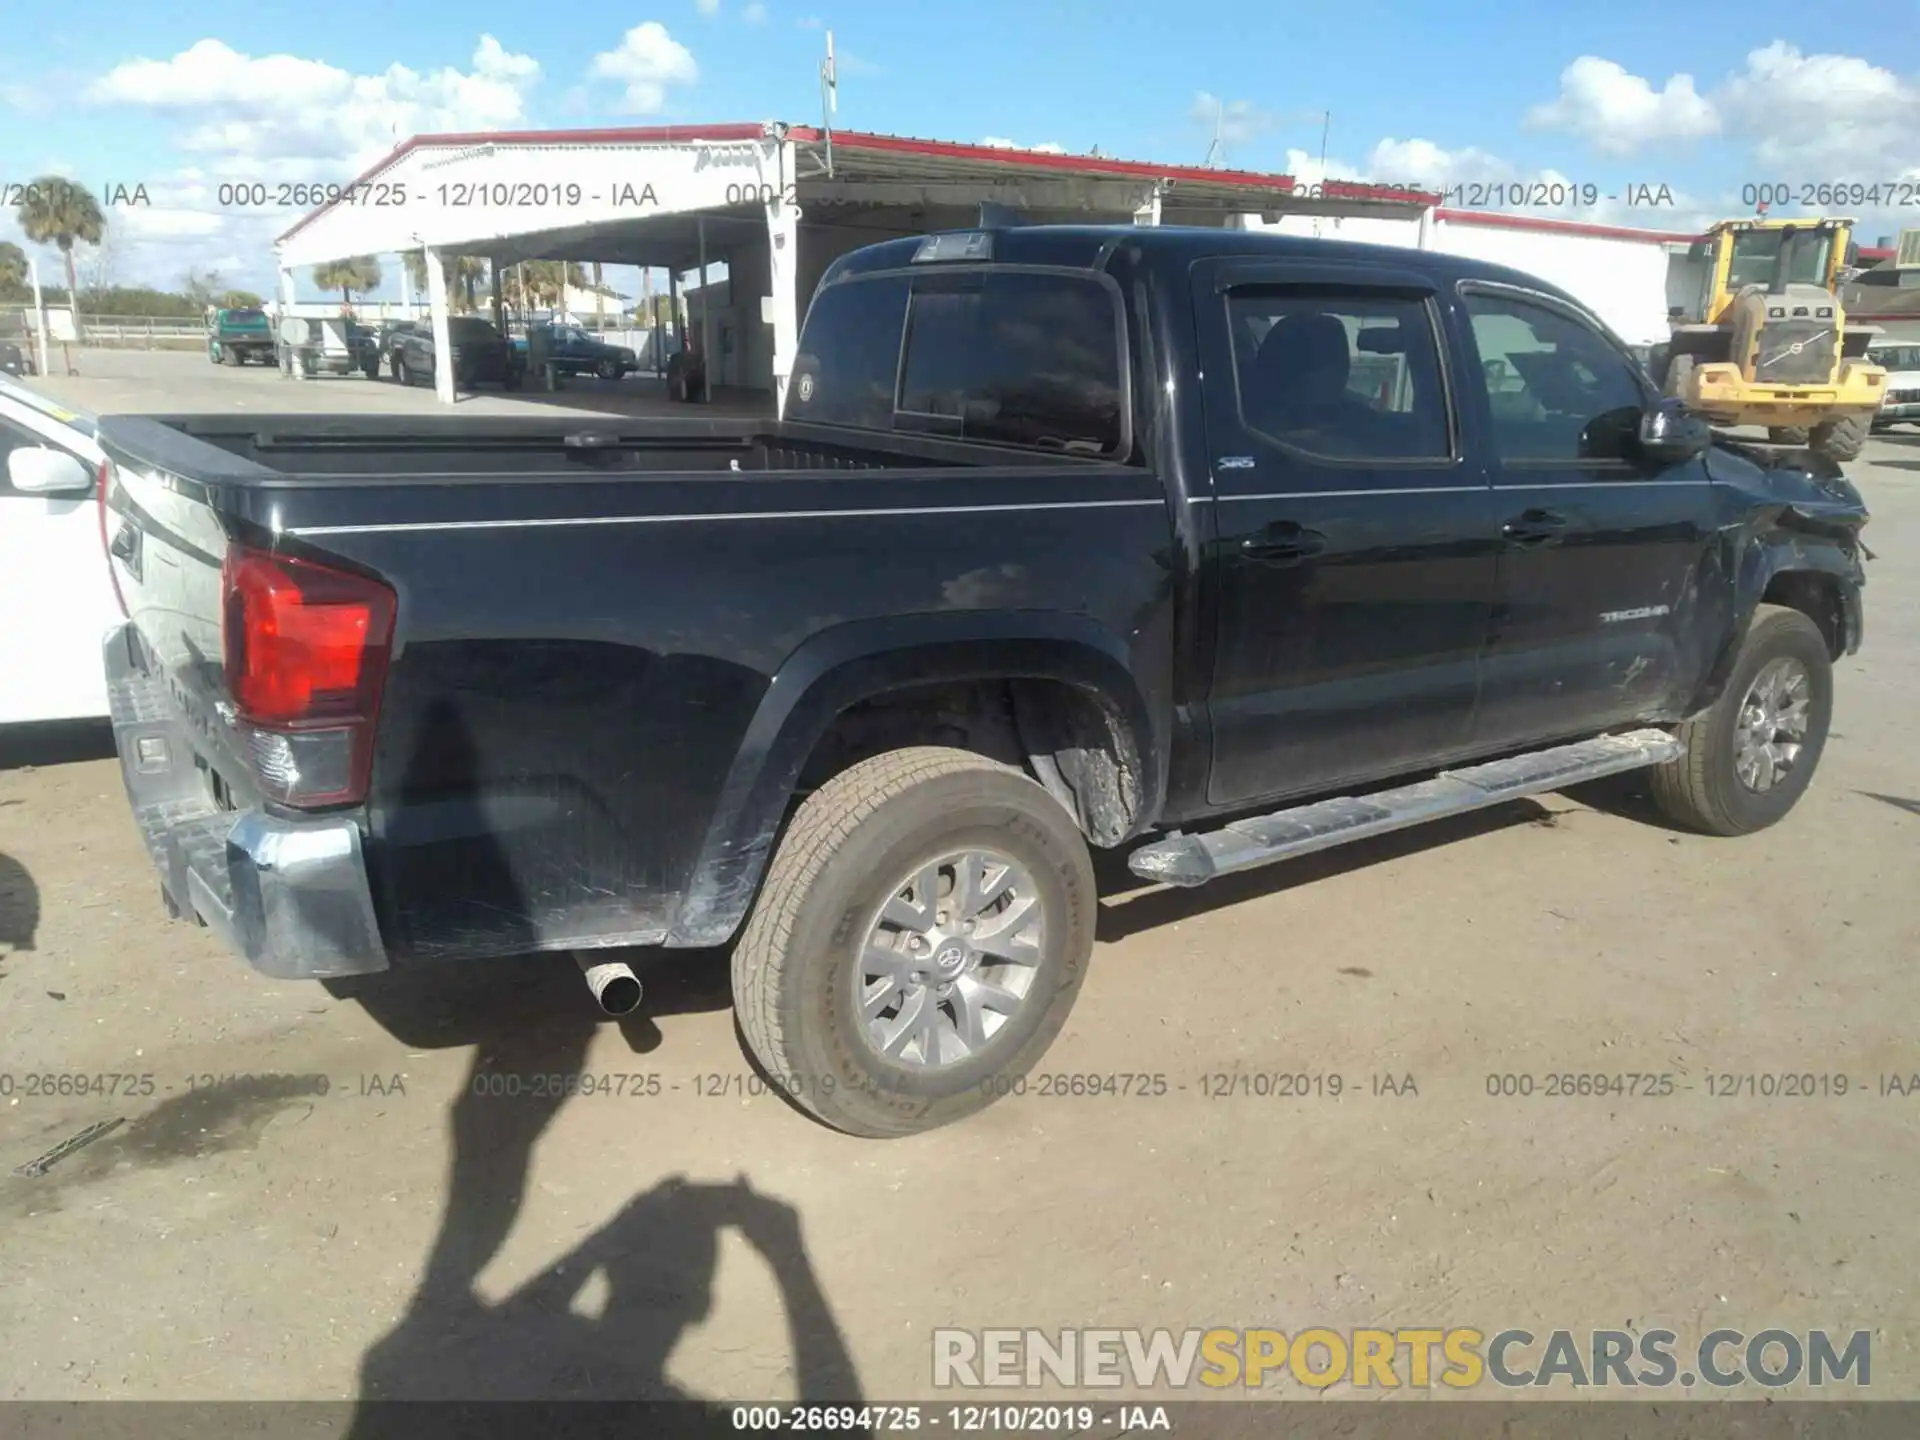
[222,546,396,807]
[97,459,128,619]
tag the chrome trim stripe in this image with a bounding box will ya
[1492,479,1712,489]
[1209,486,1487,502]
[1202,479,1711,502]
[287,496,1168,538]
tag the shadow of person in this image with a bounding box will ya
[0,850,38,958]
[352,1174,864,1436]
[344,702,865,1438]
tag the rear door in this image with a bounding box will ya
[1193,259,1500,809]
[1454,283,1721,749]
[0,400,115,724]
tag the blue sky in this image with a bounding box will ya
[2,0,1916,296]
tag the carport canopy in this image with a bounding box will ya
[276,122,1440,406]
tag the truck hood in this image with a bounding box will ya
[1706,440,1870,543]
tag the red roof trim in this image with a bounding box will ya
[789,127,1300,193]
[277,123,779,244]
[1435,208,1703,245]
[281,121,1449,248]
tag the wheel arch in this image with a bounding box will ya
[1689,538,1861,714]
[667,612,1164,947]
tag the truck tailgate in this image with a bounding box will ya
[98,416,389,978]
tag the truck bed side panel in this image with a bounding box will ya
[285,464,1174,962]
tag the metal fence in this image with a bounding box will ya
[0,307,205,351]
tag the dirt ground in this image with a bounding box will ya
[1,363,1917,1407]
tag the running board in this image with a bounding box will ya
[1128,729,1682,888]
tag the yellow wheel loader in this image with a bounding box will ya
[1650,217,1886,463]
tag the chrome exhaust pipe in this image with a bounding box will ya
[576,955,643,1016]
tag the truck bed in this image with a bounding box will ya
[113,413,1110,482]
[96,410,1172,969]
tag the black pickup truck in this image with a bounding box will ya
[96,225,1869,1137]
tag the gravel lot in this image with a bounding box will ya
[2,359,1917,1408]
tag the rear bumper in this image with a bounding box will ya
[105,624,389,980]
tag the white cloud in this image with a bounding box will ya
[589,22,698,114]
[980,136,1067,155]
[1716,42,1919,178]
[1524,56,1719,155]
[74,36,541,289]
[1289,138,1714,233]
[743,2,768,21]
[1191,90,1275,148]
[1365,137,1523,189]
[697,0,720,12]
[83,35,541,175]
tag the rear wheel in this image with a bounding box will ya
[1663,352,1696,400]
[1809,414,1867,463]
[395,355,412,386]
[1648,605,1832,836]
[1768,426,1809,445]
[732,747,1096,1138]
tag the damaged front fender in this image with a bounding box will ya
[1687,445,1869,714]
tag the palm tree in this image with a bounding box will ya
[311,256,383,309]
[15,176,105,338]
[518,260,588,313]
[0,241,27,299]
[401,251,488,313]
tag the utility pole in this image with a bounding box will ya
[28,256,50,376]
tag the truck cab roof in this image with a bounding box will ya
[821,222,1603,328]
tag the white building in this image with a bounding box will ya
[273,122,1435,404]
[1248,209,1701,348]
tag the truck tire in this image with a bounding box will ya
[1648,604,1832,837]
[732,747,1096,1138]
[1663,352,1695,400]
[1645,343,1671,388]
[1809,414,1867,463]
[395,355,413,386]
[1768,426,1809,445]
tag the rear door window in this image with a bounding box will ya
[1225,287,1452,460]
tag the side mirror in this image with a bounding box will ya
[1636,400,1712,467]
[7,445,94,496]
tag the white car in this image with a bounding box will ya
[1869,342,1920,432]
[0,375,119,725]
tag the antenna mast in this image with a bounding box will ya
[819,30,839,177]
[1203,94,1224,168]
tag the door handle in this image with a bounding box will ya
[1241,524,1326,565]
[1501,509,1569,548]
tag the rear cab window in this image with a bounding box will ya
[787,263,1131,460]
